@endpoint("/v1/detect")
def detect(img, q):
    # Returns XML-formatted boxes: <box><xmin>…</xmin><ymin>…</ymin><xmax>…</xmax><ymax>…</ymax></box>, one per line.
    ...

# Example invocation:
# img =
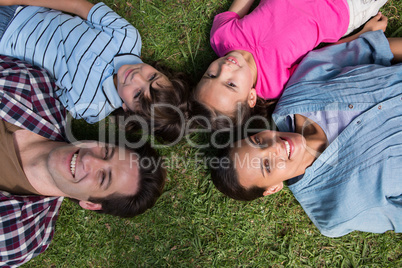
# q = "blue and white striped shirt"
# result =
<box><xmin>0</xmin><ymin>2</ymin><xmax>142</xmax><ymax>123</ymax></box>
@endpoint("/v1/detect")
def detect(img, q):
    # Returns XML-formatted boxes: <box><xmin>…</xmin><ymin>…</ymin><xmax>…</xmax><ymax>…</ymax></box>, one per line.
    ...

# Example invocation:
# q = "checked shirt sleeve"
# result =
<box><xmin>0</xmin><ymin>55</ymin><xmax>67</xmax><ymax>141</ymax></box>
<box><xmin>0</xmin><ymin>55</ymin><xmax>66</xmax><ymax>266</ymax></box>
<box><xmin>0</xmin><ymin>192</ymin><xmax>63</xmax><ymax>267</ymax></box>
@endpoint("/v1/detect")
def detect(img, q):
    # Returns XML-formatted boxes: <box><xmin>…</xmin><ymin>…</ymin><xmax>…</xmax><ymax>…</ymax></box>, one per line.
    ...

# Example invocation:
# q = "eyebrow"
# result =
<box><xmin>149</xmin><ymin>76</ymin><xmax>165</xmax><ymax>93</ymax></box>
<box><xmin>247</xmin><ymin>136</ymin><xmax>256</xmax><ymax>145</ymax></box>
<box><xmin>201</xmin><ymin>74</ymin><xmax>237</xmax><ymax>92</ymax></box>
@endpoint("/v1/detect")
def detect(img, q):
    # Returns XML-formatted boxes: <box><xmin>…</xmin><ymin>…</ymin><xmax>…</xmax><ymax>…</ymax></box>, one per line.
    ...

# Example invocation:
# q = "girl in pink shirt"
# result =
<box><xmin>191</xmin><ymin>0</ymin><xmax>388</xmax><ymax>129</ymax></box>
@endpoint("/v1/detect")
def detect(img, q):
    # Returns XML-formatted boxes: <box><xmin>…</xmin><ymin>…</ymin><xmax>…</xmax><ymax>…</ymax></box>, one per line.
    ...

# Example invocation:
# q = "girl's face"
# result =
<box><xmin>232</xmin><ymin>130</ymin><xmax>312</xmax><ymax>196</ymax></box>
<box><xmin>196</xmin><ymin>51</ymin><xmax>257</xmax><ymax>116</ymax></box>
<box><xmin>115</xmin><ymin>63</ymin><xmax>171</xmax><ymax>112</ymax></box>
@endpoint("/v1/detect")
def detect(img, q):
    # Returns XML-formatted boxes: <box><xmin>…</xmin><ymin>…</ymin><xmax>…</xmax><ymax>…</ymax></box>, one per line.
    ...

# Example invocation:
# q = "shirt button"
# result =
<box><xmin>348</xmin><ymin>104</ymin><xmax>353</xmax><ymax>109</ymax></box>
<box><xmin>356</xmin><ymin>121</ymin><xmax>361</xmax><ymax>124</ymax></box>
<box><xmin>378</xmin><ymin>105</ymin><xmax>382</xmax><ymax>110</ymax></box>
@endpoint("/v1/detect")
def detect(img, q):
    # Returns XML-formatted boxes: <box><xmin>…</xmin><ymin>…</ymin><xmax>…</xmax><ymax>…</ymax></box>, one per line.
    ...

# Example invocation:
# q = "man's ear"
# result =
<box><xmin>262</xmin><ymin>182</ymin><xmax>283</xmax><ymax>196</ymax></box>
<box><xmin>248</xmin><ymin>88</ymin><xmax>257</xmax><ymax>108</ymax></box>
<box><xmin>79</xmin><ymin>201</ymin><xmax>103</xmax><ymax>211</ymax></box>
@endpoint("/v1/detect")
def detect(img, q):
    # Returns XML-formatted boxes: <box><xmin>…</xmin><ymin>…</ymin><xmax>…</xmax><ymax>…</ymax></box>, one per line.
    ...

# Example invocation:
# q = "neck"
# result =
<box><xmin>294</xmin><ymin>114</ymin><xmax>328</xmax><ymax>168</ymax></box>
<box><xmin>13</xmin><ymin>129</ymin><xmax>65</xmax><ymax>196</ymax></box>
<box><xmin>233</xmin><ymin>50</ymin><xmax>258</xmax><ymax>86</ymax></box>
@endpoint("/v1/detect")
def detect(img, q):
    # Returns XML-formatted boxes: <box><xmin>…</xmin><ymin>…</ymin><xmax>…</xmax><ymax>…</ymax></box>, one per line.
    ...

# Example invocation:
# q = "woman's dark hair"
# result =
<box><xmin>210</xmin><ymin>146</ymin><xmax>266</xmax><ymax>201</ymax></box>
<box><xmin>125</xmin><ymin>62</ymin><xmax>190</xmax><ymax>143</ymax></box>
<box><xmin>88</xmin><ymin>142</ymin><xmax>166</xmax><ymax>218</ymax></box>
<box><xmin>189</xmin><ymin>87</ymin><xmax>277</xmax><ymax>130</ymax></box>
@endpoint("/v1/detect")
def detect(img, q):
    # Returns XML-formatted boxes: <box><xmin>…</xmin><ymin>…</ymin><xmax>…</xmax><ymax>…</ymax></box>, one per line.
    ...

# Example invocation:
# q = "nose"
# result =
<box><xmin>263</xmin><ymin>136</ymin><xmax>284</xmax><ymax>158</ymax></box>
<box><xmin>220</xmin><ymin>62</ymin><xmax>232</xmax><ymax>72</ymax></box>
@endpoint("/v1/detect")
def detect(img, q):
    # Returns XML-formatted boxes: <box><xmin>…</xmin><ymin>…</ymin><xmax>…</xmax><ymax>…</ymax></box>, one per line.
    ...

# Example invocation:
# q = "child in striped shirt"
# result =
<box><xmin>0</xmin><ymin>0</ymin><xmax>188</xmax><ymax>142</ymax></box>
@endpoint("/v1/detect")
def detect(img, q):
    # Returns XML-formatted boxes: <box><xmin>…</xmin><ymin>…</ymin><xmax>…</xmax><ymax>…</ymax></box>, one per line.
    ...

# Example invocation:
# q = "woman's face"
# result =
<box><xmin>196</xmin><ymin>51</ymin><xmax>257</xmax><ymax>116</ymax></box>
<box><xmin>232</xmin><ymin>130</ymin><xmax>311</xmax><ymax>195</ymax></box>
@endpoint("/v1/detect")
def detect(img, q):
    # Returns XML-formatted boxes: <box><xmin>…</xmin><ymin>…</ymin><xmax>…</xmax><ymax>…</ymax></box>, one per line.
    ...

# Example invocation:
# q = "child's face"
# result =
<box><xmin>232</xmin><ymin>130</ymin><xmax>309</xmax><ymax>196</ymax></box>
<box><xmin>115</xmin><ymin>63</ymin><xmax>172</xmax><ymax>112</ymax></box>
<box><xmin>196</xmin><ymin>51</ymin><xmax>257</xmax><ymax>116</ymax></box>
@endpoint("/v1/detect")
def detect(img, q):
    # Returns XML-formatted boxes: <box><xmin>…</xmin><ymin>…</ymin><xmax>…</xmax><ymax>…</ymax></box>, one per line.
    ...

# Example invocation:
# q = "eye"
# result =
<box><xmin>103</xmin><ymin>146</ymin><xmax>109</xmax><ymax>160</ymax></box>
<box><xmin>228</xmin><ymin>82</ymin><xmax>236</xmax><ymax>87</ymax></box>
<box><xmin>99</xmin><ymin>170</ymin><xmax>106</xmax><ymax>187</ymax></box>
<box><xmin>263</xmin><ymin>158</ymin><xmax>271</xmax><ymax>173</ymax></box>
<box><xmin>207</xmin><ymin>73</ymin><xmax>216</xmax><ymax>78</ymax></box>
<box><xmin>148</xmin><ymin>73</ymin><xmax>157</xmax><ymax>81</ymax></box>
<box><xmin>134</xmin><ymin>89</ymin><xmax>142</xmax><ymax>99</ymax></box>
<box><xmin>254</xmin><ymin>137</ymin><xmax>261</xmax><ymax>145</ymax></box>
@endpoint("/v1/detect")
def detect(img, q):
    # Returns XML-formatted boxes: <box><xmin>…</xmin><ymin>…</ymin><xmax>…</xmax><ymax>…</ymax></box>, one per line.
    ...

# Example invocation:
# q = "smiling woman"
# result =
<box><xmin>233</xmin><ymin>128</ymin><xmax>316</xmax><ymax>197</ymax></box>
<box><xmin>210</xmin><ymin>30</ymin><xmax>402</xmax><ymax>237</ymax></box>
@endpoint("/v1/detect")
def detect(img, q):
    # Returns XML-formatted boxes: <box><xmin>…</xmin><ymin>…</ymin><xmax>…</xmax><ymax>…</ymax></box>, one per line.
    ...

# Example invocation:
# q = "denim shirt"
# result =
<box><xmin>273</xmin><ymin>31</ymin><xmax>402</xmax><ymax>237</ymax></box>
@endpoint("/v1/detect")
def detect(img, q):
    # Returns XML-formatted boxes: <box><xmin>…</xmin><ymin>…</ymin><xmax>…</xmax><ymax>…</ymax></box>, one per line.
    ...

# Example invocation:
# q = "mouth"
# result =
<box><xmin>70</xmin><ymin>151</ymin><xmax>78</xmax><ymax>178</ymax></box>
<box><xmin>226</xmin><ymin>56</ymin><xmax>239</xmax><ymax>66</ymax></box>
<box><xmin>123</xmin><ymin>68</ymin><xmax>137</xmax><ymax>84</ymax></box>
<box><xmin>281</xmin><ymin>138</ymin><xmax>292</xmax><ymax>159</ymax></box>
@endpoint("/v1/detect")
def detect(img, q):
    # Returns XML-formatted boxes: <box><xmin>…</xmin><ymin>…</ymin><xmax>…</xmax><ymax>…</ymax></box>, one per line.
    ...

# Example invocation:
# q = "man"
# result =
<box><xmin>0</xmin><ymin>55</ymin><xmax>166</xmax><ymax>266</ymax></box>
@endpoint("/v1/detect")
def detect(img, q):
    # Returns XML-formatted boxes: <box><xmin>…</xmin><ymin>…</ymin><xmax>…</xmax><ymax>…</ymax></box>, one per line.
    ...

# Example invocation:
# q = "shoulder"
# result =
<box><xmin>211</xmin><ymin>11</ymin><xmax>240</xmax><ymax>33</ymax></box>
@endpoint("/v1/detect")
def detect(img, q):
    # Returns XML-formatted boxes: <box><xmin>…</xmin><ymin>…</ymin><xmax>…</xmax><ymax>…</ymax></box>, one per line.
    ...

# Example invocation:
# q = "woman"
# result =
<box><xmin>210</xmin><ymin>30</ymin><xmax>402</xmax><ymax>237</ymax></box>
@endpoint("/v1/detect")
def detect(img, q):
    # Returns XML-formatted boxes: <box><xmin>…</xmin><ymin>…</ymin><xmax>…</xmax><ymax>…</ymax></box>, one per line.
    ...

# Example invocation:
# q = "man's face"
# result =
<box><xmin>232</xmin><ymin>130</ymin><xmax>309</xmax><ymax>194</ymax></box>
<box><xmin>47</xmin><ymin>141</ymin><xmax>140</xmax><ymax>202</ymax></box>
<box><xmin>196</xmin><ymin>51</ymin><xmax>256</xmax><ymax>116</ymax></box>
<box><xmin>115</xmin><ymin>63</ymin><xmax>172</xmax><ymax>112</ymax></box>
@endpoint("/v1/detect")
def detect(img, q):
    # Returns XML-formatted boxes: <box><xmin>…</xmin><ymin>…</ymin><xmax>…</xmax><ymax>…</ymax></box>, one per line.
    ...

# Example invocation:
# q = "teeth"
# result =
<box><xmin>228</xmin><ymin>59</ymin><xmax>236</xmax><ymax>64</ymax></box>
<box><xmin>284</xmin><ymin>140</ymin><xmax>290</xmax><ymax>158</ymax></box>
<box><xmin>70</xmin><ymin>153</ymin><xmax>77</xmax><ymax>177</ymax></box>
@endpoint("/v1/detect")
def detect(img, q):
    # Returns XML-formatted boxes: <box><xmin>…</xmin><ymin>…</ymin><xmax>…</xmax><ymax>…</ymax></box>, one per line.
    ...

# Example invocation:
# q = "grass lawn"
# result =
<box><xmin>25</xmin><ymin>0</ymin><xmax>402</xmax><ymax>267</ymax></box>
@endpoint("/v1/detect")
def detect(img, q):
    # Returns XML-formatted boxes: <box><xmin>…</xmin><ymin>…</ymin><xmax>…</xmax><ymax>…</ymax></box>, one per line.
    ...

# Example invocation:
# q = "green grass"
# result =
<box><xmin>24</xmin><ymin>0</ymin><xmax>402</xmax><ymax>267</ymax></box>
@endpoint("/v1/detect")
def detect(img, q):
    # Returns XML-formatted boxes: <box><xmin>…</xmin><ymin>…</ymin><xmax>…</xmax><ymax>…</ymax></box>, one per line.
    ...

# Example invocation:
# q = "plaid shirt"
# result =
<box><xmin>0</xmin><ymin>55</ymin><xmax>65</xmax><ymax>267</ymax></box>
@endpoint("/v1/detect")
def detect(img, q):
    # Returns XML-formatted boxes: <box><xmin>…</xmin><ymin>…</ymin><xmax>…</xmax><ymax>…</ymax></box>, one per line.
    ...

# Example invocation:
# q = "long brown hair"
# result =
<box><xmin>189</xmin><ymin>89</ymin><xmax>277</xmax><ymax>130</ymax></box>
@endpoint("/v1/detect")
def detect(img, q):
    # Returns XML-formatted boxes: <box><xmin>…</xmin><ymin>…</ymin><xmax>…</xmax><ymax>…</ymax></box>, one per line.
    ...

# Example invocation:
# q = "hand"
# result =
<box><xmin>0</xmin><ymin>0</ymin><xmax>94</xmax><ymax>19</ymax></box>
<box><xmin>363</xmin><ymin>12</ymin><xmax>388</xmax><ymax>33</ymax></box>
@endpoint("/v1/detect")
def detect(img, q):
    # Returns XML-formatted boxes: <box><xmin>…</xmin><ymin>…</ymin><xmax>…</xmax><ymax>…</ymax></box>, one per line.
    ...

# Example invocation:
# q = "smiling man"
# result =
<box><xmin>0</xmin><ymin>55</ymin><xmax>166</xmax><ymax>266</ymax></box>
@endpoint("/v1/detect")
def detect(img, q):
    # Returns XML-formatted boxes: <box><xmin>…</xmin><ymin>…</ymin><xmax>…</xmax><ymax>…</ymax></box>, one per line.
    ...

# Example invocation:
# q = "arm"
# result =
<box><xmin>337</xmin><ymin>13</ymin><xmax>402</xmax><ymax>63</ymax></box>
<box><xmin>228</xmin><ymin>0</ymin><xmax>255</xmax><ymax>18</ymax></box>
<box><xmin>0</xmin><ymin>0</ymin><xmax>93</xmax><ymax>19</ymax></box>
<box><xmin>336</xmin><ymin>12</ymin><xmax>388</xmax><ymax>45</ymax></box>
<box><xmin>388</xmin><ymin>38</ymin><xmax>402</xmax><ymax>63</ymax></box>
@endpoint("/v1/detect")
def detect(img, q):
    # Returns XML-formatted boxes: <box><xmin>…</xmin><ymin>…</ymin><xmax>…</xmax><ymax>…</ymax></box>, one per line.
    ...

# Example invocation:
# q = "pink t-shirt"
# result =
<box><xmin>210</xmin><ymin>0</ymin><xmax>349</xmax><ymax>99</ymax></box>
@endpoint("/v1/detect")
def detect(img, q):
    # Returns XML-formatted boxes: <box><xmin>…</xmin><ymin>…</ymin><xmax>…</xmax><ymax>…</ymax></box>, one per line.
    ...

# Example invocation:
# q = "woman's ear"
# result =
<box><xmin>248</xmin><ymin>88</ymin><xmax>257</xmax><ymax>108</ymax></box>
<box><xmin>262</xmin><ymin>182</ymin><xmax>283</xmax><ymax>196</ymax></box>
<box><xmin>79</xmin><ymin>201</ymin><xmax>103</xmax><ymax>211</ymax></box>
